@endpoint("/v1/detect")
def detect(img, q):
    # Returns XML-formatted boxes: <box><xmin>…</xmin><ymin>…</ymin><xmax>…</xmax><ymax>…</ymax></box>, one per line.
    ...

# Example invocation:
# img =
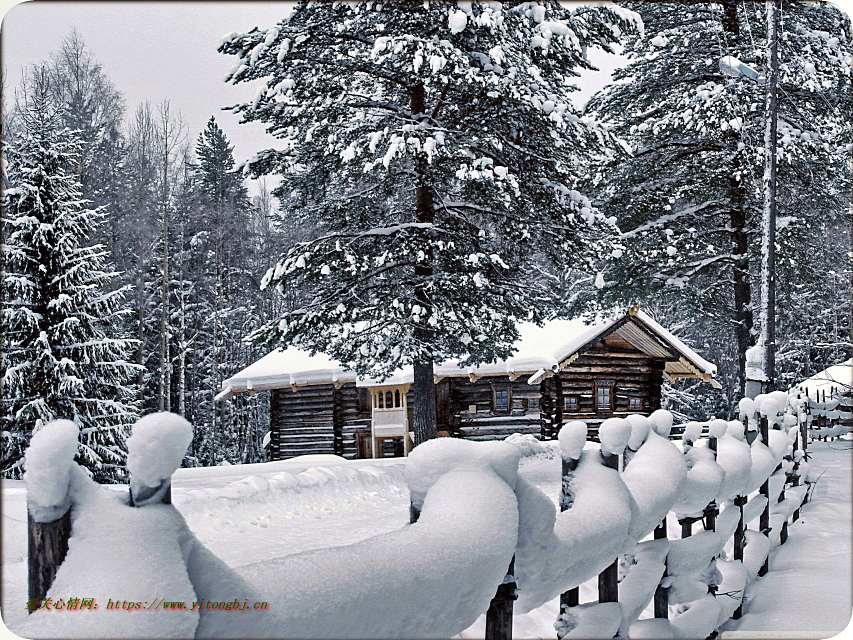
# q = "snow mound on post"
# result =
<box><xmin>127</xmin><ymin>412</ymin><xmax>193</xmax><ymax>488</ymax></box>
<box><xmin>672</xmin><ymin>448</ymin><xmax>724</xmax><ymax>517</ymax></box>
<box><xmin>599</xmin><ymin>417</ymin><xmax>631</xmax><ymax>456</ymax></box>
<box><xmin>745</xmin><ymin>439</ymin><xmax>775</xmax><ymax>495</ymax></box>
<box><xmin>738</xmin><ymin>397</ymin><xmax>756</xmax><ymax>420</ymax></box>
<box><xmin>649</xmin><ymin>409</ymin><xmax>674</xmax><ymax>438</ymax></box>
<box><xmin>513</xmin><ymin>450</ymin><xmax>636</xmax><ymax>613</ymax></box>
<box><xmin>622</xmin><ymin>432</ymin><xmax>687</xmax><ymax>541</ymax></box>
<box><xmin>681</xmin><ymin>421</ymin><xmax>703</xmax><ymax>444</ymax></box>
<box><xmin>559</xmin><ymin>420</ymin><xmax>588</xmax><ymax>460</ymax></box>
<box><xmin>24</xmin><ymin>419</ymin><xmax>79</xmax><ymax>522</ymax></box>
<box><xmin>626</xmin><ymin>414</ymin><xmax>652</xmax><ymax>450</ymax></box>
<box><xmin>727</xmin><ymin>420</ymin><xmax>745</xmax><ymax>441</ymax></box>
<box><xmin>714</xmin><ymin>435</ymin><xmax>752</xmax><ymax>501</ymax></box>
<box><xmin>237</xmin><ymin>466</ymin><xmax>518</xmax><ymax>639</ymax></box>
<box><xmin>505</xmin><ymin>432</ymin><xmax>547</xmax><ymax>457</ymax></box>
<box><xmin>767</xmin><ymin>429</ymin><xmax>792</xmax><ymax>466</ymax></box>
<box><xmin>405</xmin><ymin>438</ymin><xmax>520</xmax><ymax>510</ymax></box>
<box><xmin>708</xmin><ymin>419</ymin><xmax>728</xmax><ymax>439</ymax></box>
<box><xmin>19</xmin><ymin>471</ymin><xmax>199</xmax><ymax>639</ymax></box>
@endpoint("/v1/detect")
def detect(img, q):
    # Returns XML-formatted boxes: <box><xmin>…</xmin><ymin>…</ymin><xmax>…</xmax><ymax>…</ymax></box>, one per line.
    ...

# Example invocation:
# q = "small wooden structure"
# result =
<box><xmin>216</xmin><ymin>307</ymin><xmax>720</xmax><ymax>460</ymax></box>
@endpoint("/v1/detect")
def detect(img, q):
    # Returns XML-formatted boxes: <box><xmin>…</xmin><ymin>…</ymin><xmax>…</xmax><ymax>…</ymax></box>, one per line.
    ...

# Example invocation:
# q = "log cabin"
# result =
<box><xmin>215</xmin><ymin>306</ymin><xmax>720</xmax><ymax>460</ymax></box>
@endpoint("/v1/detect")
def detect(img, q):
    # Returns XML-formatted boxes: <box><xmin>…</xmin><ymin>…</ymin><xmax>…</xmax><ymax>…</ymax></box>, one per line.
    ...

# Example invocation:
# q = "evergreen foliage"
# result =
<box><xmin>218</xmin><ymin>2</ymin><xmax>639</xmax><ymax>440</ymax></box>
<box><xmin>581</xmin><ymin>1</ymin><xmax>852</xmax><ymax>400</ymax></box>
<box><xmin>1</xmin><ymin>93</ymin><xmax>140</xmax><ymax>480</ymax></box>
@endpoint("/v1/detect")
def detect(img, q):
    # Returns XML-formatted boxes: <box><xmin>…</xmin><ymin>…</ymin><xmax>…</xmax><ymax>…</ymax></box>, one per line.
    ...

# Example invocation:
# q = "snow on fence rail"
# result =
<box><xmin>20</xmin><ymin>386</ymin><xmax>836</xmax><ymax>639</ymax></box>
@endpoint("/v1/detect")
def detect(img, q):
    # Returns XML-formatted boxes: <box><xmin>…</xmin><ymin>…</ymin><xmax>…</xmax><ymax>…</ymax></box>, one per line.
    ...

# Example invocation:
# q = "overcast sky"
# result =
<box><xmin>1</xmin><ymin>1</ymin><xmax>675</xmax><ymax>196</ymax></box>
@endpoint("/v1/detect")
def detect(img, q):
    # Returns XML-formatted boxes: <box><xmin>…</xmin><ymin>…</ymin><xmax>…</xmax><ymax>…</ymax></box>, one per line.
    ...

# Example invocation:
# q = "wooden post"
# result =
<box><xmin>597</xmin><ymin>452</ymin><xmax>620</xmax><ymax>604</ymax></box>
<box><xmin>653</xmin><ymin>520</ymin><xmax>668</xmax><ymax>619</ymax></box>
<box><xmin>559</xmin><ymin>456</ymin><xmax>580</xmax><ymax>611</ymax></box>
<box><xmin>759</xmin><ymin>416</ymin><xmax>770</xmax><ymax>577</ymax></box>
<box><xmin>732</xmin><ymin>494</ymin><xmax>747</xmax><ymax>619</ymax></box>
<box><xmin>680</xmin><ymin>518</ymin><xmax>692</xmax><ymax>539</ymax></box>
<box><xmin>485</xmin><ymin>558</ymin><xmax>517</xmax><ymax>640</ymax></box>
<box><xmin>28</xmin><ymin>510</ymin><xmax>72</xmax><ymax>613</ymax></box>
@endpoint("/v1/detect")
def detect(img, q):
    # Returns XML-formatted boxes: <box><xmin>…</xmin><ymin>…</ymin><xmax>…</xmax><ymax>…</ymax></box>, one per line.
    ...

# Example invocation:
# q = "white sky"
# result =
<box><xmin>16</xmin><ymin>0</ymin><xmax>848</xmax><ymax>196</ymax></box>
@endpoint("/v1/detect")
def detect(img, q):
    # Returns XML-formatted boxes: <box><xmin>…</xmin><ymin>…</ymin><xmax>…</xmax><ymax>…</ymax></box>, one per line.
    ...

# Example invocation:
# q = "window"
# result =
<box><xmin>493</xmin><ymin>388</ymin><xmax>510</xmax><ymax>412</ymax></box>
<box><xmin>528</xmin><ymin>397</ymin><xmax>540</xmax><ymax>411</ymax></box>
<box><xmin>564</xmin><ymin>396</ymin><xmax>578</xmax><ymax>411</ymax></box>
<box><xmin>629</xmin><ymin>398</ymin><xmax>643</xmax><ymax>411</ymax></box>
<box><xmin>595</xmin><ymin>381</ymin><xmax>614</xmax><ymax>411</ymax></box>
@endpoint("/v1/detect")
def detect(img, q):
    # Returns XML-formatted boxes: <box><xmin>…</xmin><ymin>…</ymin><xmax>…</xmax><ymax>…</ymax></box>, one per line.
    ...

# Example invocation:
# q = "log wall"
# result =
<box><xmin>269</xmin><ymin>334</ymin><xmax>671</xmax><ymax>459</ymax></box>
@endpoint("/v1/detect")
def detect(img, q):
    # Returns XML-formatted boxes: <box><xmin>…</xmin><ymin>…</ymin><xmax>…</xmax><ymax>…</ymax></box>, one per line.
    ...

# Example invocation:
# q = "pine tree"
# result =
<box><xmin>1</xmin><ymin>91</ymin><xmax>140</xmax><ymax>481</ymax></box>
<box><xmin>219</xmin><ymin>1</ymin><xmax>638</xmax><ymax>443</ymax></box>
<box><xmin>581</xmin><ymin>1</ymin><xmax>852</xmax><ymax>396</ymax></box>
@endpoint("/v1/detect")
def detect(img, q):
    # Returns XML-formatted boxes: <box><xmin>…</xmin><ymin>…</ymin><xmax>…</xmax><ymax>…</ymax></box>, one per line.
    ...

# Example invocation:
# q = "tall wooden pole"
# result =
<box><xmin>759</xmin><ymin>0</ymin><xmax>780</xmax><ymax>393</ymax></box>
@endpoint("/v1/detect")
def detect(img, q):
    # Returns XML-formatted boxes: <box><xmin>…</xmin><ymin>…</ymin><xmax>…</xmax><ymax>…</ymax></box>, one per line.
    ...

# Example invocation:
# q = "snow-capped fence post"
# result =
<box><xmin>558</xmin><ymin>421</ymin><xmax>587</xmax><ymax>612</ymax></box>
<box><xmin>24</xmin><ymin>420</ymin><xmax>80</xmax><ymax>613</ymax></box>
<box><xmin>597</xmin><ymin>419</ymin><xmax>631</xmax><ymax>605</ymax></box>
<box><xmin>126</xmin><ymin>413</ymin><xmax>193</xmax><ymax>507</ymax></box>
<box><xmin>758</xmin><ymin>415</ymin><xmax>771</xmax><ymax>577</ymax></box>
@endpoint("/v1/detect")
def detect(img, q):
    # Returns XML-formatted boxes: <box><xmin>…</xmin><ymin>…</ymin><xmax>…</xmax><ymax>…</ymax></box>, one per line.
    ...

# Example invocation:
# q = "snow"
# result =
<box><xmin>649</xmin><ymin>409</ymin><xmax>674</xmax><ymax>438</ymax></box>
<box><xmin>18</xmin><ymin>468</ymin><xmax>199</xmax><ymax>639</ymax></box>
<box><xmin>598</xmin><ymin>418</ymin><xmax>631</xmax><ymax>456</ymax></box>
<box><xmin>667</xmin><ymin>530</ymin><xmax>721</xmax><ymax>577</ymax></box>
<box><xmin>127</xmin><ymin>413</ymin><xmax>193</xmax><ymax>504</ymax></box>
<box><xmin>24</xmin><ymin>419</ymin><xmax>79</xmax><ymax>523</ymax></box>
<box><xmin>792</xmin><ymin>358</ymin><xmax>852</xmax><ymax>397</ymax></box>
<box><xmin>672</xmin><ymin>447</ymin><xmax>724</xmax><ymax>517</ymax></box>
<box><xmin>738</xmin><ymin>397</ymin><xmax>756</xmax><ymax>420</ymax></box>
<box><xmin>617</xmin><ymin>543</ymin><xmax>666</xmax><ymax>635</ymax></box>
<box><xmin>513</xmin><ymin>449</ymin><xmax>635</xmax><ymax>613</ymax></box>
<box><xmin>556</xmin><ymin>601</ymin><xmax>621</xmax><ymax>639</ymax></box>
<box><xmin>505</xmin><ymin>432</ymin><xmax>548</xmax><ymax>457</ymax></box>
<box><xmin>715</xmin><ymin>435</ymin><xmax>752</xmax><ymax>500</ymax></box>
<box><xmin>404</xmin><ymin>438</ymin><xmax>520</xmax><ymax>511</ymax></box>
<box><xmin>745</xmin><ymin>439</ymin><xmax>775</xmax><ymax>495</ymax></box>
<box><xmin>218</xmin><ymin>309</ymin><xmax>718</xmax><ymax>397</ymax></box>
<box><xmin>742</xmin><ymin>530</ymin><xmax>772</xmax><ymax>581</ymax></box>
<box><xmin>625</xmin><ymin>414</ymin><xmax>652</xmax><ymax>451</ymax></box>
<box><xmin>671</xmin><ymin>593</ymin><xmax>721</xmax><ymax>640</ymax></box>
<box><xmin>448</xmin><ymin>9</ymin><xmax>467</xmax><ymax>34</ymax></box>
<box><xmin>558</xmin><ymin>421</ymin><xmax>588</xmax><ymax>461</ymax></box>
<box><xmin>237</xmin><ymin>466</ymin><xmax>519</xmax><ymax>638</ymax></box>
<box><xmin>622</xmin><ymin>432</ymin><xmax>686</xmax><ymax>541</ymax></box>
<box><xmin>4</xmin><ymin>432</ymin><xmax>849</xmax><ymax>639</ymax></box>
<box><xmin>681</xmin><ymin>421</ymin><xmax>702</xmax><ymax>444</ymax></box>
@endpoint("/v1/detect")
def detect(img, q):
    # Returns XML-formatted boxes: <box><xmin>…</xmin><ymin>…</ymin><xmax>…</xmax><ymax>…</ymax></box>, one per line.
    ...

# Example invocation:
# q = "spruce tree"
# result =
<box><xmin>219</xmin><ymin>1</ymin><xmax>637</xmax><ymax>443</ymax></box>
<box><xmin>581</xmin><ymin>1</ymin><xmax>852</xmax><ymax>396</ymax></box>
<box><xmin>1</xmin><ymin>92</ymin><xmax>140</xmax><ymax>481</ymax></box>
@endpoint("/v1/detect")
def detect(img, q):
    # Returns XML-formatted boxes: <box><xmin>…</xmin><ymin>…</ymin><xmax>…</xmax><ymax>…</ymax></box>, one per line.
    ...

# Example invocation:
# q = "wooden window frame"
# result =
<box><xmin>595</xmin><ymin>380</ymin><xmax>615</xmax><ymax>412</ymax></box>
<box><xmin>564</xmin><ymin>396</ymin><xmax>579</xmax><ymax>412</ymax></box>
<box><xmin>629</xmin><ymin>397</ymin><xmax>643</xmax><ymax>411</ymax></box>
<box><xmin>492</xmin><ymin>385</ymin><xmax>511</xmax><ymax>414</ymax></box>
<box><xmin>526</xmin><ymin>396</ymin><xmax>540</xmax><ymax>412</ymax></box>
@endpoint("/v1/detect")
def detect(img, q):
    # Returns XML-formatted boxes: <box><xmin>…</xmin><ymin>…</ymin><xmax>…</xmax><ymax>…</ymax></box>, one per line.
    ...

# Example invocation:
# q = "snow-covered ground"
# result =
<box><xmin>2</xmin><ymin>440</ymin><xmax>850</xmax><ymax>638</ymax></box>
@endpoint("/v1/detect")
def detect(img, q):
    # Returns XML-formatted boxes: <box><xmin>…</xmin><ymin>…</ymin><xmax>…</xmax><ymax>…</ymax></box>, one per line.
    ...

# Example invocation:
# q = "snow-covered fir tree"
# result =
<box><xmin>581</xmin><ymin>1</ymin><xmax>852</xmax><ymax>398</ymax></box>
<box><xmin>1</xmin><ymin>91</ymin><xmax>140</xmax><ymax>481</ymax></box>
<box><xmin>219</xmin><ymin>1</ymin><xmax>639</xmax><ymax>442</ymax></box>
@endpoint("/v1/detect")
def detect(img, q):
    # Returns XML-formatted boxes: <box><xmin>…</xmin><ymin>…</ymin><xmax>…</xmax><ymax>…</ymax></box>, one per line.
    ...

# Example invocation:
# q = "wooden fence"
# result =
<box><xmin>26</xmin><ymin>398</ymin><xmax>844</xmax><ymax>638</ymax></box>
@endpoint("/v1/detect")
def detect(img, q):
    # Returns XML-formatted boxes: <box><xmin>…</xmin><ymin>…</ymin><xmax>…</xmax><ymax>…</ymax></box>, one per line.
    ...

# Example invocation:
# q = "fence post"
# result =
<box><xmin>759</xmin><ymin>416</ymin><xmax>770</xmax><ymax>577</ymax></box>
<box><xmin>598</xmin><ymin>451</ymin><xmax>620</xmax><ymax>604</ymax></box>
<box><xmin>24</xmin><ymin>420</ymin><xmax>81</xmax><ymax>613</ymax></box>
<box><xmin>732</xmin><ymin>494</ymin><xmax>747</xmax><ymax>619</ymax></box>
<box><xmin>654</xmin><ymin>519</ymin><xmax>668</xmax><ymax>619</ymax></box>
<box><xmin>559</xmin><ymin>455</ymin><xmax>581</xmax><ymax>610</ymax></box>
<box><xmin>127</xmin><ymin>412</ymin><xmax>192</xmax><ymax>508</ymax></box>
<box><xmin>28</xmin><ymin>511</ymin><xmax>72</xmax><ymax>613</ymax></box>
<box><xmin>558</xmin><ymin>421</ymin><xmax>587</xmax><ymax>615</ymax></box>
<box><xmin>485</xmin><ymin>558</ymin><xmax>517</xmax><ymax>640</ymax></box>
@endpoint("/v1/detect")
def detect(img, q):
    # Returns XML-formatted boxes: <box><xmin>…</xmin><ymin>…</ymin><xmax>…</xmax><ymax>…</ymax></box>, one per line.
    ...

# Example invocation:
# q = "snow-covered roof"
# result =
<box><xmin>792</xmin><ymin>358</ymin><xmax>853</xmax><ymax>398</ymax></box>
<box><xmin>216</xmin><ymin>307</ymin><xmax>718</xmax><ymax>400</ymax></box>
